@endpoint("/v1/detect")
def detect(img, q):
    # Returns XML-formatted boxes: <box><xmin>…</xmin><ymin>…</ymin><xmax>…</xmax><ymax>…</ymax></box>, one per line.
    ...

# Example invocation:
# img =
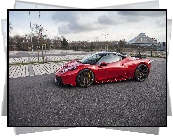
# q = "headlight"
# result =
<box><xmin>61</xmin><ymin>66</ymin><xmax>77</xmax><ymax>74</ymax></box>
<box><xmin>61</xmin><ymin>68</ymin><xmax>69</xmax><ymax>74</ymax></box>
<box><xmin>68</xmin><ymin>66</ymin><xmax>77</xmax><ymax>71</ymax></box>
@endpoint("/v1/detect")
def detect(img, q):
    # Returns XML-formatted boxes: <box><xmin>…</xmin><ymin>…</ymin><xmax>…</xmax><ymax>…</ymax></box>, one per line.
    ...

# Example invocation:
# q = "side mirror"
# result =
<box><xmin>100</xmin><ymin>62</ymin><xmax>107</xmax><ymax>67</ymax></box>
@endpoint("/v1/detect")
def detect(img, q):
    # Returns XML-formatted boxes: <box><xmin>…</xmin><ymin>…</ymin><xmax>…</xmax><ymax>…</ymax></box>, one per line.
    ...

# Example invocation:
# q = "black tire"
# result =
<box><xmin>76</xmin><ymin>68</ymin><xmax>94</xmax><ymax>88</ymax></box>
<box><xmin>134</xmin><ymin>64</ymin><xmax>149</xmax><ymax>82</ymax></box>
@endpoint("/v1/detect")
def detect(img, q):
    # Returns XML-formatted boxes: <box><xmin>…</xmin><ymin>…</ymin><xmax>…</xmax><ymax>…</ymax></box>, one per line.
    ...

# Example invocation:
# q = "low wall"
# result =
<box><xmin>9</xmin><ymin>51</ymin><xmax>19</xmax><ymax>55</ymax></box>
<box><xmin>27</xmin><ymin>50</ymin><xmax>83</xmax><ymax>54</ymax></box>
<box><xmin>124</xmin><ymin>51</ymin><xmax>166</xmax><ymax>57</ymax></box>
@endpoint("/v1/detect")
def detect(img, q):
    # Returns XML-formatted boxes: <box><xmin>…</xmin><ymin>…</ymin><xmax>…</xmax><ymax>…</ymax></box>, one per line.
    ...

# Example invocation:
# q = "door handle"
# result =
<box><xmin>122</xmin><ymin>64</ymin><xmax>127</xmax><ymax>67</ymax></box>
<box><xmin>98</xmin><ymin>69</ymin><xmax>106</xmax><ymax>71</ymax></box>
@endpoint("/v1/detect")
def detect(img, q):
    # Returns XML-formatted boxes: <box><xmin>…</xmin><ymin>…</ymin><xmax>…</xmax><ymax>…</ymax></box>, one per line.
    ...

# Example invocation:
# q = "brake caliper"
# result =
<box><xmin>88</xmin><ymin>72</ymin><xmax>91</xmax><ymax>81</ymax></box>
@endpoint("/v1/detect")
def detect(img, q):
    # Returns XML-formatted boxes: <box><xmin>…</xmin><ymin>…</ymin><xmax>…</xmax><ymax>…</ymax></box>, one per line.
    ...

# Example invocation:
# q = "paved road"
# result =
<box><xmin>9</xmin><ymin>51</ymin><xmax>92</xmax><ymax>58</ymax></box>
<box><xmin>9</xmin><ymin>58</ymin><xmax>166</xmax><ymax>126</ymax></box>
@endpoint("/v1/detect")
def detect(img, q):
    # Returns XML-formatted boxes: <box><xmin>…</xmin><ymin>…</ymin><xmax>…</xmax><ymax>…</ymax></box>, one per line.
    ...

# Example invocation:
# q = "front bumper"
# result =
<box><xmin>55</xmin><ymin>76</ymin><xmax>63</xmax><ymax>85</ymax></box>
<box><xmin>55</xmin><ymin>77</ymin><xmax>59</xmax><ymax>85</ymax></box>
<box><xmin>55</xmin><ymin>74</ymin><xmax>77</xmax><ymax>86</ymax></box>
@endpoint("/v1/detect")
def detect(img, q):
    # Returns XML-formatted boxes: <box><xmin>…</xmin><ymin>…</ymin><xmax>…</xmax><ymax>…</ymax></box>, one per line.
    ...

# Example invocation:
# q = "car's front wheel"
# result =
<box><xmin>134</xmin><ymin>64</ymin><xmax>149</xmax><ymax>82</ymax></box>
<box><xmin>76</xmin><ymin>68</ymin><xmax>94</xmax><ymax>87</ymax></box>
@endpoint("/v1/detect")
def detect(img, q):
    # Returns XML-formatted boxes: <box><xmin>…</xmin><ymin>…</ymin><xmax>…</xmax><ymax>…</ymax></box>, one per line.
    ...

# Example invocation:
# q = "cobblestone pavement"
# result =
<box><xmin>32</xmin><ymin>62</ymin><xmax>65</xmax><ymax>75</ymax></box>
<box><xmin>9</xmin><ymin>55</ymin><xmax>90</xmax><ymax>78</ymax></box>
<box><xmin>9</xmin><ymin>57</ymin><xmax>28</xmax><ymax>64</ymax></box>
<box><xmin>9</xmin><ymin>65</ymin><xmax>30</xmax><ymax>78</ymax></box>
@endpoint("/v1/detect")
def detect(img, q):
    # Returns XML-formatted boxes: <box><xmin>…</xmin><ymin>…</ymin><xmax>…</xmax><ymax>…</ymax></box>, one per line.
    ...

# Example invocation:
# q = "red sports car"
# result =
<box><xmin>55</xmin><ymin>52</ymin><xmax>152</xmax><ymax>87</ymax></box>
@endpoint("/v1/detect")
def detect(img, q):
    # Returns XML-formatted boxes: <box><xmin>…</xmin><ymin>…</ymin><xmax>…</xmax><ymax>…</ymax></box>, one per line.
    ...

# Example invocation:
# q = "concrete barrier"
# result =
<box><xmin>9</xmin><ymin>51</ymin><xmax>19</xmax><ymax>55</ymax></box>
<box><xmin>27</xmin><ymin>50</ymin><xmax>95</xmax><ymax>55</ymax></box>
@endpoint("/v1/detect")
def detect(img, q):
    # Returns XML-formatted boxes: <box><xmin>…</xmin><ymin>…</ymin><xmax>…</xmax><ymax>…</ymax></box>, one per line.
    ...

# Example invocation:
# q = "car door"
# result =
<box><xmin>111</xmin><ymin>56</ymin><xmax>136</xmax><ymax>79</ymax></box>
<box><xmin>95</xmin><ymin>54</ymin><xmax>123</xmax><ymax>81</ymax></box>
<box><xmin>104</xmin><ymin>54</ymin><xmax>124</xmax><ymax>79</ymax></box>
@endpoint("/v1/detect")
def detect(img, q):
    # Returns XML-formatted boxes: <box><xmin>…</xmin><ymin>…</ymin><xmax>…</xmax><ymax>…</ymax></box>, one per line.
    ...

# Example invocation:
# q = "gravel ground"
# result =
<box><xmin>9</xmin><ymin>58</ymin><xmax>166</xmax><ymax>126</ymax></box>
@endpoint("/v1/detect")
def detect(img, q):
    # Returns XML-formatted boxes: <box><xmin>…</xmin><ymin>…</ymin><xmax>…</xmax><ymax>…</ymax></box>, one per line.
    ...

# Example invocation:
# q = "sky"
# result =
<box><xmin>9</xmin><ymin>10</ymin><xmax>166</xmax><ymax>42</ymax></box>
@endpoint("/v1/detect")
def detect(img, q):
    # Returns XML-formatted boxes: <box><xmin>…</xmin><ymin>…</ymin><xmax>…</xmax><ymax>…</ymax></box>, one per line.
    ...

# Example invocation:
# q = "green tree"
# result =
<box><xmin>118</xmin><ymin>39</ymin><xmax>126</xmax><ymax>47</ymax></box>
<box><xmin>61</xmin><ymin>38</ymin><xmax>68</xmax><ymax>49</ymax></box>
<box><xmin>116</xmin><ymin>47</ymin><xmax>122</xmax><ymax>53</ymax></box>
<box><xmin>90</xmin><ymin>43</ymin><xmax>94</xmax><ymax>52</ymax></box>
<box><xmin>117</xmin><ymin>39</ymin><xmax>126</xmax><ymax>52</ymax></box>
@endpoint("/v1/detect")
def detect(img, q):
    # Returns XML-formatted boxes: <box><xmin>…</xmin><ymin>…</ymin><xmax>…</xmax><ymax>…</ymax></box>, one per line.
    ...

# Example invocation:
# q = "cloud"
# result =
<box><xmin>97</xmin><ymin>15</ymin><xmax>115</xmax><ymax>25</ymax></box>
<box><xmin>121</xmin><ymin>16</ymin><xmax>144</xmax><ymax>23</ymax></box>
<box><xmin>97</xmin><ymin>13</ymin><xmax>144</xmax><ymax>25</ymax></box>
<box><xmin>10</xmin><ymin>28</ymin><xmax>28</xmax><ymax>37</ymax></box>
<box><xmin>53</xmin><ymin>11</ymin><xmax>102</xmax><ymax>34</ymax></box>
<box><xmin>58</xmin><ymin>20</ymin><xmax>103</xmax><ymax>34</ymax></box>
<box><xmin>155</xmin><ymin>18</ymin><xmax>166</xmax><ymax>27</ymax></box>
<box><xmin>58</xmin><ymin>25</ymin><xmax>71</xmax><ymax>35</ymax></box>
<box><xmin>58</xmin><ymin>21</ymin><xmax>90</xmax><ymax>35</ymax></box>
<box><xmin>54</xmin><ymin>11</ymin><xmax>167</xmax><ymax>35</ymax></box>
<box><xmin>67</xmin><ymin>21</ymin><xmax>85</xmax><ymax>31</ymax></box>
<box><xmin>117</xmin><ymin>11</ymin><xmax>166</xmax><ymax>17</ymax></box>
<box><xmin>115</xmin><ymin>11</ymin><xmax>166</xmax><ymax>23</ymax></box>
<box><xmin>52</xmin><ymin>11</ymin><xmax>79</xmax><ymax>22</ymax></box>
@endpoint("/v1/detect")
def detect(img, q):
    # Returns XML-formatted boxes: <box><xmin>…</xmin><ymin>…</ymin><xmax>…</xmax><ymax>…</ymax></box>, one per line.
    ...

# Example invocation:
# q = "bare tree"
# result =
<box><xmin>9</xmin><ymin>22</ymin><xmax>13</xmax><ymax>33</ymax></box>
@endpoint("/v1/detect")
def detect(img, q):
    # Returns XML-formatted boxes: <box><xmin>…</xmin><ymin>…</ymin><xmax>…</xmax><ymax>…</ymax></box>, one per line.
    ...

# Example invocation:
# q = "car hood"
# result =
<box><xmin>62</xmin><ymin>60</ymin><xmax>82</xmax><ymax>68</ymax></box>
<box><xmin>57</xmin><ymin>60</ymin><xmax>82</xmax><ymax>72</ymax></box>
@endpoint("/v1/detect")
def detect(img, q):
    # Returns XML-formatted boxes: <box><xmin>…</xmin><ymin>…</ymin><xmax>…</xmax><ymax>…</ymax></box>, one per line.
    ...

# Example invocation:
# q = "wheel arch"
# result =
<box><xmin>134</xmin><ymin>62</ymin><xmax>149</xmax><ymax>81</ymax></box>
<box><xmin>75</xmin><ymin>67</ymin><xmax>96</xmax><ymax>87</ymax></box>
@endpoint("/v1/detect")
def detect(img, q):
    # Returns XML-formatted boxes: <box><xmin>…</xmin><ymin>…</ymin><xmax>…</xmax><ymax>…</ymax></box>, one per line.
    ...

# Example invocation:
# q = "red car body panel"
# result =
<box><xmin>55</xmin><ymin>55</ymin><xmax>151</xmax><ymax>87</ymax></box>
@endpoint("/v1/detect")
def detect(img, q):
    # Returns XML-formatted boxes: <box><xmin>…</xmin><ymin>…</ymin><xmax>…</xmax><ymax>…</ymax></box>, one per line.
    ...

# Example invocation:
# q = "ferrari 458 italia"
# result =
<box><xmin>55</xmin><ymin>52</ymin><xmax>151</xmax><ymax>87</ymax></box>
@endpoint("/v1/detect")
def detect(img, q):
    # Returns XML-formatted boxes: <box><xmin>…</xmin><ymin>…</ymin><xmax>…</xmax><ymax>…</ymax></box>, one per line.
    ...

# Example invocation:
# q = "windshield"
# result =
<box><xmin>81</xmin><ymin>53</ymin><xmax>103</xmax><ymax>64</ymax></box>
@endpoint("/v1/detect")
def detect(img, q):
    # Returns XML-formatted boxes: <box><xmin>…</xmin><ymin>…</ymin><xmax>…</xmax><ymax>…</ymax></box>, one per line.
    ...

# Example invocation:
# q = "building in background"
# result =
<box><xmin>157</xmin><ymin>42</ymin><xmax>166</xmax><ymax>51</ymax></box>
<box><xmin>127</xmin><ymin>33</ymin><xmax>166</xmax><ymax>51</ymax></box>
<box><xmin>127</xmin><ymin>33</ymin><xmax>158</xmax><ymax>46</ymax></box>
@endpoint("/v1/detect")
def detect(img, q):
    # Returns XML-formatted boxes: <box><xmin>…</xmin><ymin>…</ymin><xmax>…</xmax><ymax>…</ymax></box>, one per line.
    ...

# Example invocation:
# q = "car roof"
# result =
<box><xmin>96</xmin><ymin>51</ymin><xmax>126</xmax><ymax>57</ymax></box>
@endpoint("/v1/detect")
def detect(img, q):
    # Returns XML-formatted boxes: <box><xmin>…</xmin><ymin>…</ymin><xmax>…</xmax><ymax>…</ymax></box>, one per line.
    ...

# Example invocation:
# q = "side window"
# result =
<box><xmin>97</xmin><ymin>54</ymin><xmax>110</xmax><ymax>64</ymax></box>
<box><xmin>97</xmin><ymin>54</ymin><xmax>122</xmax><ymax>64</ymax></box>
<box><xmin>113</xmin><ymin>55</ymin><xmax>122</xmax><ymax>62</ymax></box>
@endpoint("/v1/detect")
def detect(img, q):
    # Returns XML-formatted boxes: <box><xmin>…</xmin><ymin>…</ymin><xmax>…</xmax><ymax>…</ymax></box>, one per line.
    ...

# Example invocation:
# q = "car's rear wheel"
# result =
<box><xmin>76</xmin><ymin>68</ymin><xmax>94</xmax><ymax>87</ymax></box>
<box><xmin>134</xmin><ymin>64</ymin><xmax>149</xmax><ymax>82</ymax></box>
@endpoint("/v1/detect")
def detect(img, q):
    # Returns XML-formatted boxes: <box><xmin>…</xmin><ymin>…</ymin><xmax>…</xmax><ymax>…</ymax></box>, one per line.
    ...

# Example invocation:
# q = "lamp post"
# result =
<box><xmin>42</xmin><ymin>43</ymin><xmax>44</xmax><ymax>63</ymax></box>
<box><xmin>101</xmin><ymin>33</ymin><xmax>109</xmax><ymax>52</ymax></box>
<box><xmin>31</xmin><ymin>35</ymin><xmax>33</xmax><ymax>54</ymax></box>
<box><xmin>44</xmin><ymin>44</ymin><xmax>46</xmax><ymax>56</ymax></box>
<box><xmin>41</xmin><ymin>44</ymin><xmax>46</xmax><ymax>63</ymax></box>
<box><xmin>37</xmin><ymin>40</ymin><xmax>40</xmax><ymax>62</ymax></box>
<box><xmin>143</xmin><ymin>46</ymin><xmax>146</xmax><ymax>56</ymax></box>
<box><xmin>151</xmin><ymin>46</ymin><xmax>153</xmax><ymax>57</ymax></box>
<box><xmin>138</xmin><ymin>47</ymin><xmax>140</xmax><ymax>55</ymax></box>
